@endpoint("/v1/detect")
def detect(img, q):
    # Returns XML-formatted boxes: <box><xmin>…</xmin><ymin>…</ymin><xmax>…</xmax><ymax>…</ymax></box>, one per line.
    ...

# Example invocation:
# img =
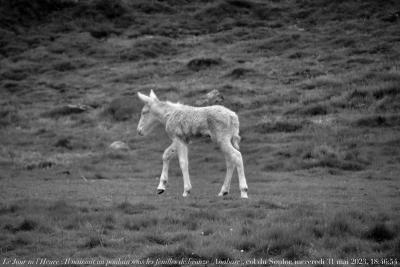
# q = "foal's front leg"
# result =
<box><xmin>157</xmin><ymin>142</ymin><xmax>177</xmax><ymax>194</ymax></box>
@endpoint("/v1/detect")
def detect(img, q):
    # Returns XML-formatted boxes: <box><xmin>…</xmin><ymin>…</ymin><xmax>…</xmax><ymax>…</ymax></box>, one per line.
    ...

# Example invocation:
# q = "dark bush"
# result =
<box><xmin>363</xmin><ymin>223</ymin><xmax>395</xmax><ymax>242</ymax></box>
<box><xmin>187</xmin><ymin>58</ymin><xmax>223</xmax><ymax>71</ymax></box>
<box><xmin>226</xmin><ymin>67</ymin><xmax>256</xmax><ymax>78</ymax></box>
<box><xmin>103</xmin><ymin>96</ymin><xmax>142</xmax><ymax>121</ymax></box>
<box><xmin>94</xmin><ymin>0</ymin><xmax>126</xmax><ymax>19</ymax></box>
<box><xmin>354</xmin><ymin>115</ymin><xmax>400</xmax><ymax>127</ymax></box>
<box><xmin>372</xmin><ymin>84</ymin><xmax>400</xmax><ymax>99</ymax></box>
<box><xmin>16</xmin><ymin>219</ymin><xmax>38</xmax><ymax>231</ymax></box>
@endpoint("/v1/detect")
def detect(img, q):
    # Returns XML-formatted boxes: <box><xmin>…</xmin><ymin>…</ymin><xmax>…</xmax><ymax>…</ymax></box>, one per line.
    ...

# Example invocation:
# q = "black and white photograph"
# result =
<box><xmin>0</xmin><ymin>0</ymin><xmax>399</xmax><ymax>266</ymax></box>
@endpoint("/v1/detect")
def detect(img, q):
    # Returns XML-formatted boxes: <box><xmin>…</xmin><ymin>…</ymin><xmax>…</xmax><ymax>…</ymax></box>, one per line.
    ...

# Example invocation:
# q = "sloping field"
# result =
<box><xmin>1</xmin><ymin>0</ymin><xmax>400</xmax><ymax>265</ymax></box>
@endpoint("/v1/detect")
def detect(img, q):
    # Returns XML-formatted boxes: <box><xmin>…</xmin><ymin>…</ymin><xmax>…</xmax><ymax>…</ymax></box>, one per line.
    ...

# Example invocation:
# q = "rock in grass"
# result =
<box><xmin>109</xmin><ymin>141</ymin><xmax>129</xmax><ymax>151</ymax></box>
<box><xmin>195</xmin><ymin>89</ymin><xmax>224</xmax><ymax>106</ymax></box>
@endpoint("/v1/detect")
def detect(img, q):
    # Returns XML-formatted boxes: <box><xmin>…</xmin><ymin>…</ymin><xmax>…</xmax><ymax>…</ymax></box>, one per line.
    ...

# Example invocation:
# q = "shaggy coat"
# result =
<box><xmin>165</xmin><ymin>105</ymin><xmax>241</xmax><ymax>149</ymax></box>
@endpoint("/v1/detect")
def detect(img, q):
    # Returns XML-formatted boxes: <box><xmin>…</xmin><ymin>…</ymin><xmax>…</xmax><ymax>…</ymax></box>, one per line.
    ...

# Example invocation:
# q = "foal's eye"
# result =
<box><xmin>142</xmin><ymin>110</ymin><xmax>149</xmax><ymax>115</ymax></box>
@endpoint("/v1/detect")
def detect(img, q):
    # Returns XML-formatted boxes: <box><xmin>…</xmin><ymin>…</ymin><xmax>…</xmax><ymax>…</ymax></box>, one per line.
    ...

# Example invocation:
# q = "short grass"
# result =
<box><xmin>1</xmin><ymin>0</ymin><xmax>400</xmax><ymax>264</ymax></box>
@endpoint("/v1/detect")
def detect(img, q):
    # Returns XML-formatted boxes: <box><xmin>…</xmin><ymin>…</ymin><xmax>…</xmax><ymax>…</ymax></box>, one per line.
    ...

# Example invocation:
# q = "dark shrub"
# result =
<box><xmin>103</xmin><ymin>96</ymin><xmax>143</xmax><ymax>121</ymax></box>
<box><xmin>363</xmin><ymin>223</ymin><xmax>395</xmax><ymax>242</ymax></box>
<box><xmin>187</xmin><ymin>58</ymin><xmax>223</xmax><ymax>71</ymax></box>
<box><xmin>226</xmin><ymin>67</ymin><xmax>256</xmax><ymax>79</ymax></box>
<box><xmin>16</xmin><ymin>219</ymin><xmax>38</xmax><ymax>231</ymax></box>
<box><xmin>94</xmin><ymin>0</ymin><xmax>126</xmax><ymax>19</ymax></box>
<box><xmin>354</xmin><ymin>115</ymin><xmax>400</xmax><ymax>127</ymax></box>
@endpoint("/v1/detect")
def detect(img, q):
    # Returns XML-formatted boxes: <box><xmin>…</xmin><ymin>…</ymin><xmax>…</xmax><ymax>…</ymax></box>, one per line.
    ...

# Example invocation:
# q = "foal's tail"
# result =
<box><xmin>232</xmin><ymin>134</ymin><xmax>241</xmax><ymax>150</ymax></box>
<box><xmin>230</xmin><ymin>114</ymin><xmax>241</xmax><ymax>151</ymax></box>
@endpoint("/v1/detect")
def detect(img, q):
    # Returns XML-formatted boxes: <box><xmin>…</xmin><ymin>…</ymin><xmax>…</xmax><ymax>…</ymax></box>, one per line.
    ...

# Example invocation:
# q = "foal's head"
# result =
<box><xmin>137</xmin><ymin>90</ymin><xmax>162</xmax><ymax>136</ymax></box>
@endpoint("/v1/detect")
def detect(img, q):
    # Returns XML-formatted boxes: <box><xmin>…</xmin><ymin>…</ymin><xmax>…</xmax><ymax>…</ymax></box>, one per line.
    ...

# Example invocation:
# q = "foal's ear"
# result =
<box><xmin>149</xmin><ymin>90</ymin><xmax>159</xmax><ymax>101</ymax></box>
<box><xmin>137</xmin><ymin>92</ymin><xmax>151</xmax><ymax>103</ymax></box>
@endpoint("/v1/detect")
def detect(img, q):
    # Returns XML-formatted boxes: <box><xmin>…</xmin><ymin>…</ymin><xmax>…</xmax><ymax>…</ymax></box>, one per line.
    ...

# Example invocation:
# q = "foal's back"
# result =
<box><xmin>165</xmin><ymin>104</ymin><xmax>238</xmax><ymax>142</ymax></box>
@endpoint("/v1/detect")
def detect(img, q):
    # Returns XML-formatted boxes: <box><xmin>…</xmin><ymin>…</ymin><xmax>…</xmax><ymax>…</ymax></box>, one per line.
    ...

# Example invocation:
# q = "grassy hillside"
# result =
<box><xmin>1</xmin><ymin>0</ymin><xmax>400</xmax><ymax>264</ymax></box>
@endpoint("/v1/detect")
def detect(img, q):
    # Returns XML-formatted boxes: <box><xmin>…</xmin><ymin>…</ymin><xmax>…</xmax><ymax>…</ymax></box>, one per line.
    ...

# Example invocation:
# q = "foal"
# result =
<box><xmin>137</xmin><ymin>90</ymin><xmax>248</xmax><ymax>198</ymax></box>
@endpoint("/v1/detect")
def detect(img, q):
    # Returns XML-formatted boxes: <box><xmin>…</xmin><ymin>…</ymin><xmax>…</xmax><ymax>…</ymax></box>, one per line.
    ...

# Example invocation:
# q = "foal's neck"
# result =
<box><xmin>153</xmin><ymin>101</ymin><xmax>182</xmax><ymax>124</ymax></box>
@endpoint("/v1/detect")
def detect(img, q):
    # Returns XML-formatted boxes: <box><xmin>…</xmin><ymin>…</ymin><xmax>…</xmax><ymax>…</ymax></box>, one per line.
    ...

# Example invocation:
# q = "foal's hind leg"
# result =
<box><xmin>157</xmin><ymin>142</ymin><xmax>177</xmax><ymax>194</ymax></box>
<box><xmin>220</xmin><ymin>139</ymin><xmax>248</xmax><ymax>198</ymax></box>
<box><xmin>176</xmin><ymin>139</ymin><xmax>192</xmax><ymax>197</ymax></box>
<box><xmin>218</xmin><ymin>157</ymin><xmax>234</xmax><ymax>196</ymax></box>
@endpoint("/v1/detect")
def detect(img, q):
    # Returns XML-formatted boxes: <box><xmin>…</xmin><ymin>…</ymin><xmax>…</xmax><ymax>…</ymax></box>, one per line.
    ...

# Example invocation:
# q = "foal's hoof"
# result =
<box><xmin>157</xmin><ymin>189</ymin><xmax>165</xmax><ymax>195</ymax></box>
<box><xmin>182</xmin><ymin>191</ymin><xmax>190</xmax><ymax>197</ymax></box>
<box><xmin>218</xmin><ymin>191</ymin><xmax>229</xmax><ymax>197</ymax></box>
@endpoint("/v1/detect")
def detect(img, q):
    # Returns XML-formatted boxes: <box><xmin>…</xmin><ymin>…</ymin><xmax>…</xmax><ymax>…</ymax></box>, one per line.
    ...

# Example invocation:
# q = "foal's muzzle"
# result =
<box><xmin>137</xmin><ymin>127</ymin><xmax>144</xmax><ymax>136</ymax></box>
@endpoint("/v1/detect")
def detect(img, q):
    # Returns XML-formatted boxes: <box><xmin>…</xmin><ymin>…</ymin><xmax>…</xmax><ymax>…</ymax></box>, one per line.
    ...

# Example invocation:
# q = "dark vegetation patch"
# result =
<box><xmin>301</xmin><ymin>144</ymin><xmax>367</xmax><ymax>171</ymax></box>
<box><xmin>43</xmin><ymin>104</ymin><xmax>90</xmax><ymax>118</ymax></box>
<box><xmin>26</xmin><ymin>160</ymin><xmax>55</xmax><ymax>170</ymax></box>
<box><xmin>264</xmin><ymin>143</ymin><xmax>368</xmax><ymax>172</ymax></box>
<box><xmin>294</xmin><ymin>69</ymin><xmax>326</xmax><ymax>80</ymax></box>
<box><xmin>187</xmin><ymin>58</ymin><xmax>223</xmax><ymax>71</ymax></box>
<box><xmin>144</xmin><ymin>232</ymin><xmax>173</xmax><ymax>245</ymax></box>
<box><xmin>6</xmin><ymin>234</ymin><xmax>33</xmax><ymax>251</ymax></box>
<box><xmin>285</xmin><ymin>103</ymin><xmax>332</xmax><ymax>116</ymax></box>
<box><xmin>2</xmin><ymin>81</ymin><xmax>27</xmax><ymax>94</ymax></box>
<box><xmin>117</xmin><ymin>201</ymin><xmax>156</xmax><ymax>215</ymax></box>
<box><xmin>0</xmin><ymin>203</ymin><xmax>20</xmax><ymax>214</ymax></box>
<box><xmin>103</xmin><ymin>96</ymin><xmax>143</xmax><ymax>121</ymax></box>
<box><xmin>47</xmin><ymin>200</ymin><xmax>78</xmax><ymax>220</ymax></box>
<box><xmin>254</xmin><ymin>117</ymin><xmax>305</xmax><ymax>134</ymax></box>
<box><xmin>120</xmin><ymin>37</ymin><xmax>177</xmax><ymax>61</ymax></box>
<box><xmin>0</xmin><ymin>106</ymin><xmax>20</xmax><ymax>128</ymax></box>
<box><xmin>4</xmin><ymin>217</ymin><xmax>53</xmax><ymax>233</ymax></box>
<box><xmin>225</xmin><ymin>67</ymin><xmax>256</xmax><ymax>79</ymax></box>
<box><xmin>54</xmin><ymin>137</ymin><xmax>73</xmax><ymax>150</ymax></box>
<box><xmin>124</xmin><ymin>216</ymin><xmax>158</xmax><ymax>231</ymax></box>
<box><xmin>363</xmin><ymin>223</ymin><xmax>396</xmax><ymax>242</ymax></box>
<box><xmin>0</xmin><ymin>0</ymin><xmax>76</xmax><ymax>29</ymax></box>
<box><xmin>372</xmin><ymin>83</ymin><xmax>400</xmax><ymax>99</ymax></box>
<box><xmin>52</xmin><ymin>59</ymin><xmax>89</xmax><ymax>72</ymax></box>
<box><xmin>353</xmin><ymin>114</ymin><xmax>400</xmax><ymax>128</ymax></box>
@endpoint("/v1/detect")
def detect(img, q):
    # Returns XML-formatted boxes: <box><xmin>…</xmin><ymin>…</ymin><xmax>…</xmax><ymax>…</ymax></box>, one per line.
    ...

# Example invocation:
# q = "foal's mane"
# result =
<box><xmin>165</xmin><ymin>100</ymin><xmax>185</xmax><ymax>109</ymax></box>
